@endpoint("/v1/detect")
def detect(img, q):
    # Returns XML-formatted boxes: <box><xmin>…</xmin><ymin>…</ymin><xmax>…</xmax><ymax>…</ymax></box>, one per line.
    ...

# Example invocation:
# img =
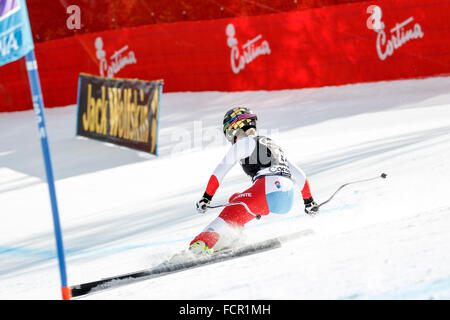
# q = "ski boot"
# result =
<box><xmin>167</xmin><ymin>241</ymin><xmax>214</xmax><ymax>265</ymax></box>
<box><xmin>189</xmin><ymin>240</ymin><xmax>214</xmax><ymax>256</ymax></box>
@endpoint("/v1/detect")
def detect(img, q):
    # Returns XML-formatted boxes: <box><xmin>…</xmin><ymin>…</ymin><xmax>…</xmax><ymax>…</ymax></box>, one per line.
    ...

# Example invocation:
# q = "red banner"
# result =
<box><xmin>1</xmin><ymin>0</ymin><xmax>450</xmax><ymax>112</ymax></box>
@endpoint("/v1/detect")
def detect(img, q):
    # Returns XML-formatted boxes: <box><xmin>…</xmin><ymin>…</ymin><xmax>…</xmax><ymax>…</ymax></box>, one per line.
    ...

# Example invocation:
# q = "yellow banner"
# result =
<box><xmin>76</xmin><ymin>73</ymin><xmax>163</xmax><ymax>155</ymax></box>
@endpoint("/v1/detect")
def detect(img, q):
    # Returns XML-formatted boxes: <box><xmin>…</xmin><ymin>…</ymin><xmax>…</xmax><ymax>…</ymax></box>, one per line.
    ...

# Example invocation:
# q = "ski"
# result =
<box><xmin>70</xmin><ymin>229</ymin><xmax>313</xmax><ymax>298</ymax></box>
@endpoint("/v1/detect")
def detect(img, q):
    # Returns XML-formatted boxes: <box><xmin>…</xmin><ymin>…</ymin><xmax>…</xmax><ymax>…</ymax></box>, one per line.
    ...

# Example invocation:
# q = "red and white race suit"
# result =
<box><xmin>191</xmin><ymin>134</ymin><xmax>313</xmax><ymax>250</ymax></box>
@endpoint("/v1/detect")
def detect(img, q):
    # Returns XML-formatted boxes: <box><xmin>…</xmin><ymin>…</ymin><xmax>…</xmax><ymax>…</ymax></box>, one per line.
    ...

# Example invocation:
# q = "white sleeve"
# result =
<box><xmin>212</xmin><ymin>136</ymin><xmax>256</xmax><ymax>184</ymax></box>
<box><xmin>287</xmin><ymin>159</ymin><xmax>307</xmax><ymax>189</ymax></box>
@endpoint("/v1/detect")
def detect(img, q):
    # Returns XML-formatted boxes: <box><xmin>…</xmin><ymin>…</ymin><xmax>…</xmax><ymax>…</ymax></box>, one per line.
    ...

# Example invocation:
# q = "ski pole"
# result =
<box><xmin>317</xmin><ymin>173</ymin><xmax>387</xmax><ymax>209</ymax></box>
<box><xmin>208</xmin><ymin>173</ymin><xmax>387</xmax><ymax>219</ymax></box>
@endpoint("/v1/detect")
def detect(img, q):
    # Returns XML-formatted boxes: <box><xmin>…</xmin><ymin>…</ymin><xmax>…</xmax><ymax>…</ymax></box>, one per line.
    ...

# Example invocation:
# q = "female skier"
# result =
<box><xmin>189</xmin><ymin>107</ymin><xmax>319</xmax><ymax>255</ymax></box>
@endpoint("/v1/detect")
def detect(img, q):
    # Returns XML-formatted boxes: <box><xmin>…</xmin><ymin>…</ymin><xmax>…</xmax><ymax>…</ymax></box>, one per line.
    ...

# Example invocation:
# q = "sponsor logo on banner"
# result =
<box><xmin>0</xmin><ymin>25</ymin><xmax>19</xmax><ymax>57</ymax></box>
<box><xmin>0</xmin><ymin>0</ymin><xmax>34</xmax><ymax>66</ymax></box>
<box><xmin>366</xmin><ymin>5</ymin><xmax>424</xmax><ymax>61</ymax></box>
<box><xmin>76</xmin><ymin>73</ymin><xmax>163</xmax><ymax>154</ymax></box>
<box><xmin>226</xmin><ymin>23</ymin><xmax>271</xmax><ymax>74</ymax></box>
<box><xmin>95</xmin><ymin>37</ymin><xmax>137</xmax><ymax>78</ymax></box>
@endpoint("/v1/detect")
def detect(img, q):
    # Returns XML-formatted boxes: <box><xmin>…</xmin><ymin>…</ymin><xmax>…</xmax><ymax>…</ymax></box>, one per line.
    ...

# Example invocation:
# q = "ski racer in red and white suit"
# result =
<box><xmin>189</xmin><ymin>107</ymin><xmax>319</xmax><ymax>253</ymax></box>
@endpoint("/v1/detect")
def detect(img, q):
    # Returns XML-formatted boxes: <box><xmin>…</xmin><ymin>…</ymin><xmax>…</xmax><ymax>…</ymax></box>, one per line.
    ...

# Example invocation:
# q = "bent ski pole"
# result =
<box><xmin>208</xmin><ymin>173</ymin><xmax>387</xmax><ymax>219</ymax></box>
<box><xmin>317</xmin><ymin>173</ymin><xmax>387</xmax><ymax>209</ymax></box>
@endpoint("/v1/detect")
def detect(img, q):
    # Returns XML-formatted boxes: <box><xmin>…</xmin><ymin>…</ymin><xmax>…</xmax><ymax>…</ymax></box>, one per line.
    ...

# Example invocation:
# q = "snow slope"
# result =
<box><xmin>1</xmin><ymin>76</ymin><xmax>450</xmax><ymax>300</ymax></box>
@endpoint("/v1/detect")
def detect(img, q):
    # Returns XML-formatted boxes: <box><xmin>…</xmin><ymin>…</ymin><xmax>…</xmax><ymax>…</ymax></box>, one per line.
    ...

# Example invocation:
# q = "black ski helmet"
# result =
<box><xmin>223</xmin><ymin>107</ymin><xmax>258</xmax><ymax>143</ymax></box>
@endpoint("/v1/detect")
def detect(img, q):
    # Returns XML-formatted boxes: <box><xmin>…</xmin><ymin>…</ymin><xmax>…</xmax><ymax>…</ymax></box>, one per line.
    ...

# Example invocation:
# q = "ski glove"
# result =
<box><xmin>196</xmin><ymin>193</ymin><xmax>212</xmax><ymax>214</ymax></box>
<box><xmin>304</xmin><ymin>197</ymin><xmax>319</xmax><ymax>215</ymax></box>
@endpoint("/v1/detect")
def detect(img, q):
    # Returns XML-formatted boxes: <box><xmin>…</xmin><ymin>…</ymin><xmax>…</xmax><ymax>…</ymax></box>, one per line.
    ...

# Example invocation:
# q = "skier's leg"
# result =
<box><xmin>190</xmin><ymin>217</ymin><xmax>225</xmax><ymax>248</ymax></box>
<box><xmin>219</xmin><ymin>177</ymin><xmax>269</xmax><ymax>226</ymax></box>
<box><xmin>190</xmin><ymin>178</ymin><xmax>269</xmax><ymax>251</ymax></box>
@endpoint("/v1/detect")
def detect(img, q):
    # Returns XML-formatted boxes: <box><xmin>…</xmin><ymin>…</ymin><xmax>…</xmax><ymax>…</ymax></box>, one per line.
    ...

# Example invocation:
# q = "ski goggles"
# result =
<box><xmin>223</xmin><ymin>113</ymin><xmax>258</xmax><ymax>134</ymax></box>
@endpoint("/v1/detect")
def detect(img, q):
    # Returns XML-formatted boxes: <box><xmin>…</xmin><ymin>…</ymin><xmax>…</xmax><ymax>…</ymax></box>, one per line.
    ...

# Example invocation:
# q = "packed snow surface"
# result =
<box><xmin>1</xmin><ymin>77</ymin><xmax>450</xmax><ymax>299</ymax></box>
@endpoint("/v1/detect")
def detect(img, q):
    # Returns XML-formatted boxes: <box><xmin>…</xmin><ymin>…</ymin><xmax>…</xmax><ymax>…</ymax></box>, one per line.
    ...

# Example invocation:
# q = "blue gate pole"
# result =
<box><xmin>24</xmin><ymin>50</ymin><xmax>70</xmax><ymax>300</ymax></box>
